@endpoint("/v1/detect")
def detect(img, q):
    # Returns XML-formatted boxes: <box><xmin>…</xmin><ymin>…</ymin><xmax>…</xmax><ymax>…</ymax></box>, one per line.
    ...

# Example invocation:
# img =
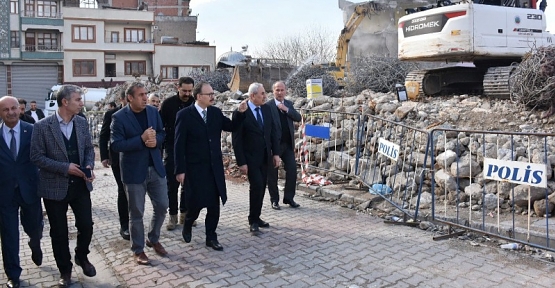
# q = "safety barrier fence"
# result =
<box><xmin>84</xmin><ymin>111</ymin><xmax>104</xmax><ymax>146</ymax></box>
<box><xmin>429</xmin><ymin>128</ymin><xmax>555</xmax><ymax>251</ymax></box>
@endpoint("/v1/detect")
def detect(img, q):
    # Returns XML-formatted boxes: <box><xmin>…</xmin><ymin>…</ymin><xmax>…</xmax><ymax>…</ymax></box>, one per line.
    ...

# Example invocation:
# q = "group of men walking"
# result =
<box><xmin>0</xmin><ymin>77</ymin><xmax>302</xmax><ymax>287</ymax></box>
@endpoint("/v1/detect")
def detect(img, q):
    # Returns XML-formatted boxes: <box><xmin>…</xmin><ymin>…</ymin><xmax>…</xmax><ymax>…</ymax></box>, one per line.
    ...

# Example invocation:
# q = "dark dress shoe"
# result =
<box><xmin>75</xmin><ymin>255</ymin><xmax>96</xmax><ymax>277</ymax></box>
<box><xmin>146</xmin><ymin>240</ymin><xmax>168</xmax><ymax>256</ymax></box>
<box><xmin>182</xmin><ymin>226</ymin><xmax>192</xmax><ymax>243</ymax></box>
<box><xmin>257</xmin><ymin>219</ymin><xmax>270</xmax><ymax>228</ymax></box>
<box><xmin>28</xmin><ymin>242</ymin><xmax>42</xmax><ymax>266</ymax></box>
<box><xmin>58</xmin><ymin>272</ymin><xmax>71</xmax><ymax>288</ymax></box>
<box><xmin>284</xmin><ymin>199</ymin><xmax>300</xmax><ymax>208</ymax></box>
<box><xmin>206</xmin><ymin>240</ymin><xmax>223</xmax><ymax>251</ymax></box>
<box><xmin>249</xmin><ymin>222</ymin><xmax>259</xmax><ymax>232</ymax></box>
<box><xmin>6</xmin><ymin>279</ymin><xmax>19</xmax><ymax>288</ymax></box>
<box><xmin>134</xmin><ymin>252</ymin><xmax>150</xmax><ymax>265</ymax></box>
<box><xmin>271</xmin><ymin>202</ymin><xmax>281</xmax><ymax>210</ymax></box>
<box><xmin>120</xmin><ymin>228</ymin><xmax>130</xmax><ymax>240</ymax></box>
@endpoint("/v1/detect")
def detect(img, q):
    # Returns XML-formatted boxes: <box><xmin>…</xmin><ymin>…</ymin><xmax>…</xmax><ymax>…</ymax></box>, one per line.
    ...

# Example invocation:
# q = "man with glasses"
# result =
<box><xmin>159</xmin><ymin>77</ymin><xmax>195</xmax><ymax>230</ymax></box>
<box><xmin>174</xmin><ymin>81</ymin><xmax>247</xmax><ymax>250</ymax></box>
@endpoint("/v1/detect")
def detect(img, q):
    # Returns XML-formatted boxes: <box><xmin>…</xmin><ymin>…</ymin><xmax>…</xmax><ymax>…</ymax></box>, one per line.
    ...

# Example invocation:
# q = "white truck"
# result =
<box><xmin>45</xmin><ymin>85</ymin><xmax>108</xmax><ymax>116</ymax></box>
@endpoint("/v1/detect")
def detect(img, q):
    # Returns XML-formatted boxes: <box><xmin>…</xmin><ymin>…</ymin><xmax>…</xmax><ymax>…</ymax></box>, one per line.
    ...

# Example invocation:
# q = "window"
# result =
<box><xmin>124</xmin><ymin>28</ymin><xmax>145</xmax><ymax>42</ymax></box>
<box><xmin>111</xmin><ymin>32</ymin><xmax>119</xmax><ymax>43</ymax></box>
<box><xmin>10</xmin><ymin>32</ymin><xmax>20</xmax><ymax>48</ymax></box>
<box><xmin>160</xmin><ymin>66</ymin><xmax>178</xmax><ymax>79</ymax></box>
<box><xmin>25</xmin><ymin>32</ymin><xmax>35</xmax><ymax>51</ymax></box>
<box><xmin>24</xmin><ymin>0</ymin><xmax>34</xmax><ymax>16</ymax></box>
<box><xmin>125</xmin><ymin>61</ymin><xmax>146</xmax><ymax>75</ymax></box>
<box><xmin>37</xmin><ymin>0</ymin><xmax>57</xmax><ymax>17</ymax></box>
<box><xmin>10</xmin><ymin>0</ymin><xmax>19</xmax><ymax>14</ymax></box>
<box><xmin>73</xmin><ymin>60</ymin><xmax>96</xmax><ymax>77</ymax></box>
<box><xmin>37</xmin><ymin>32</ymin><xmax>57</xmax><ymax>50</ymax></box>
<box><xmin>72</xmin><ymin>25</ymin><xmax>95</xmax><ymax>42</ymax></box>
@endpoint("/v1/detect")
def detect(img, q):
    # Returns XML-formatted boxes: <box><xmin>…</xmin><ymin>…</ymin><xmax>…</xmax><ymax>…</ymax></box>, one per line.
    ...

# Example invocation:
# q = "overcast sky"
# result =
<box><xmin>190</xmin><ymin>0</ymin><xmax>555</xmax><ymax>59</ymax></box>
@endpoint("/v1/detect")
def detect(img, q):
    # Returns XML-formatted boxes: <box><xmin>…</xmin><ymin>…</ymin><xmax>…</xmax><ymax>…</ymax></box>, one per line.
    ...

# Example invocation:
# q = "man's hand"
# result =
<box><xmin>277</xmin><ymin>102</ymin><xmax>288</xmax><ymax>113</ymax></box>
<box><xmin>141</xmin><ymin>127</ymin><xmax>156</xmax><ymax>143</ymax></box>
<box><xmin>176</xmin><ymin>173</ymin><xmax>185</xmax><ymax>184</ymax></box>
<box><xmin>68</xmin><ymin>163</ymin><xmax>85</xmax><ymax>178</ymax></box>
<box><xmin>239</xmin><ymin>164</ymin><xmax>248</xmax><ymax>175</ymax></box>
<box><xmin>238</xmin><ymin>100</ymin><xmax>248</xmax><ymax>113</ymax></box>
<box><xmin>144</xmin><ymin>138</ymin><xmax>157</xmax><ymax>148</ymax></box>
<box><xmin>101</xmin><ymin>159</ymin><xmax>111</xmax><ymax>168</ymax></box>
<box><xmin>273</xmin><ymin>156</ymin><xmax>281</xmax><ymax>168</ymax></box>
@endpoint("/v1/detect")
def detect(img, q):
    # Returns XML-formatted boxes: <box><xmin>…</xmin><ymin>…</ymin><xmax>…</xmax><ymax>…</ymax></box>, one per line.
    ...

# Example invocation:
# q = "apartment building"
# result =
<box><xmin>0</xmin><ymin>0</ymin><xmax>64</xmax><ymax>105</ymax></box>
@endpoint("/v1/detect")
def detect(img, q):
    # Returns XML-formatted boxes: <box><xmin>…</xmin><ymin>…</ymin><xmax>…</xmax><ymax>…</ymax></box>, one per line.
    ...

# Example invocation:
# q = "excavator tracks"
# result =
<box><xmin>404</xmin><ymin>70</ymin><xmax>427</xmax><ymax>99</ymax></box>
<box><xmin>482</xmin><ymin>66</ymin><xmax>517</xmax><ymax>99</ymax></box>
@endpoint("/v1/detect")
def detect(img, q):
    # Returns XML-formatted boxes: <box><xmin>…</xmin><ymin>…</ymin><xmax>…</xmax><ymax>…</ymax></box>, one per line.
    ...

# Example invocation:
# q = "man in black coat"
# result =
<box><xmin>159</xmin><ymin>76</ymin><xmax>195</xmax><ymax>230</ymax></box>
<box><xmin>98</xmin><ymin>90</ymin><xmax>129</xmax><ymax>240</ymax></box>
<box><xmin>174</xmin><ymin>81</ymin><xmax>247</xmax><ymax>250</ymax></box>
<box><xmin>25</xmin><ymin>100</ymin><xmax>45</xmax><ymax>122</ymax></box>
<box><xmin>266</xmin><ymin>81</ymin><xmax>302</xmax><ymax>209</ymax></box>
<box><xmin>232</xmin><ymin>82</ymin><xmax>281</xmax><ymax>233</ymax></box>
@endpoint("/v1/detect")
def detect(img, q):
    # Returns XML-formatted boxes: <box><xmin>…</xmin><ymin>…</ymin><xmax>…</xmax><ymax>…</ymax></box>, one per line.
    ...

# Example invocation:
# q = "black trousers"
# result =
<box><xmin>164</xmin><ymin>149</ymin><xmax>187</xmax><ymax>215</ymax></box>
<box><xmin>111</xmin><ymin>156</ymin><xmax>129</xmax><ymax>230</ymax></box>
<box><xmin>43</xmin><ymin>180</ymin><xmax>93</xmax><ymax>274</ymax></box>
<box><xmin>184</xmin><ymin>204</ymin><xmax>220</xmax><ymax>241</ymax></box>
<box><xmin>267</xmin><ymin>143</ymin><xmax>297</xmax><ymax>203</ymax></box>
<box><xmin>0</xmin><ymin>188</ymin><xmax>43</xmax><ymax>281</ymax></box>
<box><xmin>247</xmin><ymin>161</ymin><xmax>268</xmax><ymax>224</ymax></box>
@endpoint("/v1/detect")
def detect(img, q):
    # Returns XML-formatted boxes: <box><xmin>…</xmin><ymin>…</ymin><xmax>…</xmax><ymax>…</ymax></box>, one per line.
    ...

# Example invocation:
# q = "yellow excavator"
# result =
<box><xmin>331</xmin><ymin>1</ymin><xmax>389</xmax><ymax>86</ymax></box>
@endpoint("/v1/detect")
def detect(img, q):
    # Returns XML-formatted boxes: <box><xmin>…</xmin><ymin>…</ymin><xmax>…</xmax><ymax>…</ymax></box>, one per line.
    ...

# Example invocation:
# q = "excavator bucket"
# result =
<box><xmin>227</xmin><ymin>64</ymin><xmax>294</xmax><ymax>93</ymax></box>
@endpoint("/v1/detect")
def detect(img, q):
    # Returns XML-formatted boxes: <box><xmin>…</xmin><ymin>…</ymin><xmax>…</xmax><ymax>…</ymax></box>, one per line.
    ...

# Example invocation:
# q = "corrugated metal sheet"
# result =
<box><xmin>12</xmin><ymin>65</ymin><xmax>58</xmax><ymax>110</ymax></box>
<box><xmin>0</xmin><ymin>66</ymin><xmax>7</xmax><ymax>96</ymax></box>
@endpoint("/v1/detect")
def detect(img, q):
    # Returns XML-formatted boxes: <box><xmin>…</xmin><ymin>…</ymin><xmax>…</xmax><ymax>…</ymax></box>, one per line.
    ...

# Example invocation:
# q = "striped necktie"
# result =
<box><xmin>202</xmin><ymin>110</ymin><xmax>207</xmax><ymax>123</ymax></box>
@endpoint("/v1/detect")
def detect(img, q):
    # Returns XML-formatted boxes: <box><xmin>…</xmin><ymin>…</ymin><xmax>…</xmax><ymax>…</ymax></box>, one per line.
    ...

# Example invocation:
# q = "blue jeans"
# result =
<box><xmin>125</xmin><ymin>166</ymin><xmax>168</xmax><ymax>254</ymax></box>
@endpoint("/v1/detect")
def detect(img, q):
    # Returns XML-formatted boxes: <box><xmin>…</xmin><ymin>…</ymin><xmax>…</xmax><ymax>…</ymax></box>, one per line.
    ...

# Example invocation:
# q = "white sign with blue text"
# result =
<box><xmin>378</xmin><ymin>138</ymin><xmax>400</xmax><ymax>161</ymax></box>
<box><xmin>483</xmin><ymin>158</ymin><xmax>547</xmax><ymax>188</ymax></box>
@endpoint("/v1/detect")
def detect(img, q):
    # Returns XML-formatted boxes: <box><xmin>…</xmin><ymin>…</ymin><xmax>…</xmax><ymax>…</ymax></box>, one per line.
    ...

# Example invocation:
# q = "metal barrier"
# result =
<box><xmin>84</xmin><ymin>111</ymin><xmax>105</xmax><ymax>146</ymax></box>
<box><xmin>355</xmin><ymin>114</ymin><xmax>431</xmax><ymax>221</ymax></box>
<box><xmin>298</xmin><ymin>109</ymin><xmax>363</xmax><ymax>182</ymax></box>
<box><xmin>430</xmin><ymin>128</ymin><xmax>555</xmax><ymax>251</ymax></box>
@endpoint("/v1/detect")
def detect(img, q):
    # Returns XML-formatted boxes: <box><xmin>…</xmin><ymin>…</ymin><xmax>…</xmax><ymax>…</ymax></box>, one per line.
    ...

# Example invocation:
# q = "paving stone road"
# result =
<box><xmin>3</xmin><ymin>162</ymin><xmax>555</xmax><ymax>287</ymax></box>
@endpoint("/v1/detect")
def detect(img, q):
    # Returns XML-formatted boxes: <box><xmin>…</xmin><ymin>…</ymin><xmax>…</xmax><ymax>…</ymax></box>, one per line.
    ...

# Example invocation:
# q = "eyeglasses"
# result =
<box><xmin>198</xmin><ymin>93</ymin><xmax>215</xmax><ymax>97</ymax></box>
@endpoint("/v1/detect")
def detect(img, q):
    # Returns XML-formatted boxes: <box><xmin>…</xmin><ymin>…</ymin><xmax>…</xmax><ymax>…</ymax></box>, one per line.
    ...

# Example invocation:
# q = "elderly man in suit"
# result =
<box><xmin>111</xmin><ymin>82</ymin><xmax>168</xmax><ymax>265</ymax></box>
<box><xmin>175</xmin><ymin>81</ymin><xmax>247</xmax><ymax>250</ymax></box>
<box><xmin>232</xmin><ymin>82</ymin><xmax>281</xmax><ymax>233</ymax></box>
<box><xmin>30</xmin><ymin>85</ymin><xmax>96</xmax><ymax>288</ymax></box>
<box><xmin>99</xmin><ymin>89</ymin><xmax>129</xmax><ymax>240</ymax></box>
<box><xmin>0</xmin><ymin>96</ymin><xmax>43</xmax><ymax>288</ymax></box>
<box><xmin>266</xmin><ymin>81</ymin><xmax>302</xmax><ymax>210</ymax></box>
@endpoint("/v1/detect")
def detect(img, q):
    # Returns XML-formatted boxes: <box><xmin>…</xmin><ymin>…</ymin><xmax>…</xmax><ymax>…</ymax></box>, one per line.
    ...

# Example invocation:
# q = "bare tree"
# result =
<box><xmin>254</xmin><ymin>26</ymin><xmax>336</xmax><ymax>66</ymax></box>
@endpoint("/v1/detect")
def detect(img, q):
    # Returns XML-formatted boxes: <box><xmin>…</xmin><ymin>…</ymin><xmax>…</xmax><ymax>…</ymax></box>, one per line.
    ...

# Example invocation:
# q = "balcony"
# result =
<box><xmin>21</xmin><ymin>45</ymin><xmax>63</xmax><ymax>60</ymax></box>
<box><xmin>21</xmin><ymin>10</ymin><xmax>64</xmax><ymax>31</ymax></box>
<box><xmin>102</xmin><ymin>37</ymin><xmax>154</xmax><ymax>52</ymax></box>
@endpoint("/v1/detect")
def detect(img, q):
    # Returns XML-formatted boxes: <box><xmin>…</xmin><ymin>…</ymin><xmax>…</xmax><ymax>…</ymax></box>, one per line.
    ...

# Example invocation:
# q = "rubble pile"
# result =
<box><xmin>285</xmin><ymin>66</ymin><xmax>339</xmax><ymax>98</ymax></box>
<box><xmin>345</xmin><ymin>56</ymin><xmax>420</xmax><ymax>95</ymax></box>
<box><xmin>510</xmin><ymin>46</ymin><xmax>555</xmax><ymax>110</ymax></box>
<box><xmin>188</xmin><ymin>70</ymin><xmax>231</xmax><ymax>93</ymax></box>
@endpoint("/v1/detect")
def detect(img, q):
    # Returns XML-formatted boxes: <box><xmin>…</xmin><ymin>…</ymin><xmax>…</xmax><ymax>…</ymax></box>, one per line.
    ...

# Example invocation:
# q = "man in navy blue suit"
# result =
<box><xmin>0</xmin><ymin>96</ymin><xmax>43</xmax><ymax>288</ymax></box>
<box><xmin>111</xmin><ymin>82</ymin><xmax>168</xmax><ymax>265</ymax></box>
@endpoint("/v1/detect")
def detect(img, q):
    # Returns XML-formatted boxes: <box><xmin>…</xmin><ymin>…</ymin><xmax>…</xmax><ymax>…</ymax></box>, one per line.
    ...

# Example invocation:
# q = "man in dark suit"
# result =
<box><xmin>0</xmin><ymin>96</ymin><xmax>43</xmax><ymax>288</ymax></box>
<box><xmin>18</xmin><ymin>98</ymin><xmax>35</xmax><ymax>124</ymax></box>
<box><xmin>175</xmin><ymin>81</ymin><xmax>247</xmax><ymax>250</ymax></box>
<box><xmin>99</xmin><ymin>90</ymin><xmax>129</xmax><ymax>240</ymax></box>
<box><xmin>232</xmin><ymin>82</ymin><xmax>281</xmax><ymax>233</ymax></box>
<box><xmin>111</xmin><ymin>82</ymin><xmax>168</xmax><ymax>265</ymax></box>
<box><xmin>30</xmin><ymin>85</ymin><xmax>96</xmax><ymax>288</ymax></box>
<box><xmin>266</xmin><ymin>81</ymin><xmax>302</xmax><ymax>209</ymax></box>
<box><xmin>25</xmin><ymin>100</ymin><xmax>45</xmax><ymax>122</ymax></box>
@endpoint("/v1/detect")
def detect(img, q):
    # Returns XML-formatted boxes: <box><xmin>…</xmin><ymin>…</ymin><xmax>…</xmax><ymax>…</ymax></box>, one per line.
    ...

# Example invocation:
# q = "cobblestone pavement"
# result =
<box><xmin>3</xmin><ymin>162</ymin><xmax>555</xmax><ymax>287</ymax></box>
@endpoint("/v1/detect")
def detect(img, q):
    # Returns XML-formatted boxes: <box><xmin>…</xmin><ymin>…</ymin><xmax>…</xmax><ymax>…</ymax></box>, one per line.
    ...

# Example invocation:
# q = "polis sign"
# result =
<box><xmin>483</xmin><ymin>158</ymin><xmax>547</xmax><ymax>188</ymax></box>
<box><xmin>378</xmin><ymin>138</ymin><xmax>400</xmax><ymax>161</ymax></box>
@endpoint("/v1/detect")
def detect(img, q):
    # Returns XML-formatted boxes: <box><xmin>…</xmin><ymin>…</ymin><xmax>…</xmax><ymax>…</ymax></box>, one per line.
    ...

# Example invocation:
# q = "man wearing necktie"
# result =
<box><xmin>232</xmin><ymin>83</ymin><xmax>281</xmax><ymax>233</ymax></box>
<box><xmin>174</xmin><ymin>81</ymin><xmax>247</xmax><ymax>250</ymax></box>
<box><xmin>266</xmin><ymin>81</ymin><xmax>302</xmax><ymax>210</ymax></box>
<box><xmin>0</xmin><ymin>96</ymin><xmax>43</xmax><ymax>288</ymax></box>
